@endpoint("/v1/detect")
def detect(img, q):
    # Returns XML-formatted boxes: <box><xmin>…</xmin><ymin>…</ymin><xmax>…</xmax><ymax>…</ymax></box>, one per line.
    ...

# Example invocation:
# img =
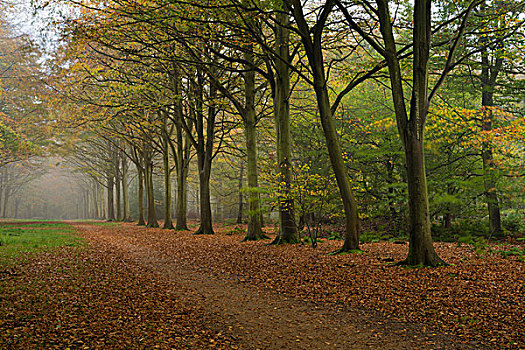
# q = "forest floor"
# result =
<box><xmin>0</xmin><ymin>221</ymin><xmax>523</xmax><ymax>349</ymax></box>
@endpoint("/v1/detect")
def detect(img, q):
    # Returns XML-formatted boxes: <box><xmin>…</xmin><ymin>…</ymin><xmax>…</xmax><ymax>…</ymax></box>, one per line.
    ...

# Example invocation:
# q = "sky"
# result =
<box><xmin>4</xmin><ymin>0</ymin><xmax>71</xmax><ymax>54</ymax></box>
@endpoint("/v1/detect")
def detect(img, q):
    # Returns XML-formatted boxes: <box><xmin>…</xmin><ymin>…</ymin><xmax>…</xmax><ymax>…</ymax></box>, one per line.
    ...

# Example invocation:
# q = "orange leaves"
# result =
<box><xmin>1</xmin><ymin>220</ymin><xmax>524</xmax><ymax>348</ymax></box>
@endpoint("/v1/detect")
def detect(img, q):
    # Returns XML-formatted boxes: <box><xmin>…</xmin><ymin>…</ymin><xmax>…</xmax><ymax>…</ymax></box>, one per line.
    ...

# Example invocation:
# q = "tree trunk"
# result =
<box><xmin>162</xmin><ymin>118</ymin><xmax>174</xmax><ymax>229</ymax></box>
<box><xmin>92</xmin><ymin>182</ymin><xmax>99</xmax><ymax>220</ymax></box>
<box><xmin>84</xmin><ymin>189</ymin><xmax>89</xmax><ymax>219</ymax></box>
<box><xmin>121</xmin><ymin>153</ymin><xmax>131</xmax><ymax>221</ymax></box>
<box><xmin>98</xmin><ymin>182</ymin><xmax>105</xmax><ymax>219</ymax></box>
<box><xmin>376</xmin><ymin>0</ymin><xmax>444</xmax><ymax>266</ymax></box>
<box><xmin>402</xmin><ymin>130</ymin><xmax>444</xmax><ymax>266</ymax></box>
<box><xmin>107</xmin><ymin>174</ymin><xmax>115</xmax><ymax>222</ymax></box>
<box><xmin>313</xmin><ymin>83</ymin><xmax>360</xmax><ymax>251</ymax></box>
<box><xmin>175</xmin><ymin>161</ymin><xmax>189</xmax><ymax>230</ymax></box>
<box><xmin>237</xmin><ymin>163</ymin><xmax>244</xmax><ymax>224</ymax></box>
<box><xmin>242</xmin><ymin>43</ymin><xmax>266</xmax><ymax>241</ymax></box>
<box><xmin>270</xmin><ymin>9</ymin><xmax>299</xmax><ymax>244</ymax></box>
<box><xmin>386</xmin><ymin>158</ymin><xmax>399</xmax><ymax>231</ymax></box>
<box><xmin>144</xmin><ymin>149</ymin><xmax>158</xmax><ymax>228</ymax></box>
<box><xmin>172</xmin><ymin>69</ymin><xmax>190</xmax><ymax>231</ymax></box>
<box><xmin>137</xmin><ymin>166</ymin><xmax>146</xmax><ymax>226</ymax></box>
<box><xmin>113</xmin><ymin>147</ymin><xmax>121</xmax><ymax>221</ymax></box>
<box><xmin>2</xmin><ymin>191</ymin><xmax>8</xmax><ymax>218</ymax></box>
<box><xmin>289</xmin><ymin>0</ymin><xmax>359</xmax><ymax>250</ymax></box>
<box><xmin>195</xmin><ymin>151</ymin><xmax>214</xmax><ymax>234</ymax></box>
<box><xmin>481</xmin><ymin>44</ymin><xmax>503</xmax><ymax>237</ymax></box>
<box><xmin>193</xmin><ymin>67</ymin><xmax>215</xmax><ymax>235</ymax></box>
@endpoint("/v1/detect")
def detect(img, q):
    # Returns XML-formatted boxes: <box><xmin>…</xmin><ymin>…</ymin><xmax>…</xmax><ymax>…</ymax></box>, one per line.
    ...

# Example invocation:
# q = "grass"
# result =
<box><xmin>0</xmin><ymin>221</ymin><xmax>84</xmax><ymax>265</ymax></box>
<box><xmin>86</xmin><ymin>222</ymin><xmax>121</xmax><ymax>227</ymax></box>
<box><xmin>0</xmin><ymin>222</ymin><xmax>72</xmax><ymax>229</ymax></box>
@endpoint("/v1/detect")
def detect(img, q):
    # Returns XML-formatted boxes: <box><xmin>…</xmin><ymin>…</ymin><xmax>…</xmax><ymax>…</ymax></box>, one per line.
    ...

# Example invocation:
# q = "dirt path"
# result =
<box><xmin>75</xmin><ymin>223</ymin><xmax>478</xmax><ymax>350</ymax></box>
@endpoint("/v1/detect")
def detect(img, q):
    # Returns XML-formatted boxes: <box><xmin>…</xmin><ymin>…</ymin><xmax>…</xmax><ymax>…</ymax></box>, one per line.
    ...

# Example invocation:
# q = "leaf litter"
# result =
<box><xmin>1</xmin><ymin>221</ymin><xmax>523</xmax><ymax>349</ymax></box>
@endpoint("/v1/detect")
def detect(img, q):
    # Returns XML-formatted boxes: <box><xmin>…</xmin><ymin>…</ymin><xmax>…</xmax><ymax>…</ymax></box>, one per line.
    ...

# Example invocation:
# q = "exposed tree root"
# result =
<box><xmin>241</xmin><ymin>233</ymin><xmax>269</xmax><ymax>242</ymax></box>
<box><xmin>194</xmin><ymin>228</ymin><xmax>214</xmax><ymax>235</ymax></box>
<box><xmin>267</xmin><ymin>235</ymin><xmax>300</xmax><ymax>245</ymax></box>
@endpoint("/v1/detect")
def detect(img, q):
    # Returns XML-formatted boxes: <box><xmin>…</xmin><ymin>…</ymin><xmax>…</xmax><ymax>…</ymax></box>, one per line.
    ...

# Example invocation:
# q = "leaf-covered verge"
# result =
<box><xmin>0</xmin><ymin>249</ymin><xmax>237</xmax><ymax>349</ymax></box>
<box><xmin>81</xmin><ymin>222</ymin><xmax>523</xmax><ymax>349</ymax></box>
<box><xmin>0</xmin><ymin>221</ymin><xmax>523</xmax><ymax>349</ymax></box>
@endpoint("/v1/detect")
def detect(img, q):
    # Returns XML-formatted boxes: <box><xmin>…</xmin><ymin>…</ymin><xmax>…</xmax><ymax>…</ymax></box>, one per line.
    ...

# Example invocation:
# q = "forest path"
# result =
<box><xmin>75</xmin><ymin>222</ymin><xmax>472</xmax><ymax>350</ymax></box>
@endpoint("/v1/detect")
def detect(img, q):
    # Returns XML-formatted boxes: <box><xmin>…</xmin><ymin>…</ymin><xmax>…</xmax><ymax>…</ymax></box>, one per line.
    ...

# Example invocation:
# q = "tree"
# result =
<box><xmin>285</xmin><ymin>0</ymin><xmax>361</xmax><ymax>251</ymax></box>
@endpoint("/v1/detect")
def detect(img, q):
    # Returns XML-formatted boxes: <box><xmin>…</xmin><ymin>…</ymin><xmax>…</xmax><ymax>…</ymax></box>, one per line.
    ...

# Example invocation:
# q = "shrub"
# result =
<box><xmin>502</xmin><ymin>211</ymin><xmax>524</xmax><ymax>234</ymax></box>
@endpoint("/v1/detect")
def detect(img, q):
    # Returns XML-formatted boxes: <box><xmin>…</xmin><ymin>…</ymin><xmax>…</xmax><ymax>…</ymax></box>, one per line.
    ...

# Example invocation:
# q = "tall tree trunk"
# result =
<box><xmin>481</xmin><ymin>109</ymin><xmax>502</xmax><ymax>236</ymax></box>
<box><xmin>271</xmin><ymin>9</ymin><xmax>299</xmax><ymax>244</ymax></box>
<box><xmin>314</xmin><ymin>83</ymin><xmax>360</xmax><ymax>251</ymax></box>
<box><xmin>92</xmin><ymin>181</ymin><xmax>99</xmax><ymax>219</ymax></box>
<box><xmin>237</xmin><ymin>163</ymin><xmax>244</xmax><ymax>224</ymax></box>
<box><xmin>121</xmin><ymin>153</ymin><xmax>130</xmax><ymax>221</ymax></box>
<box><xmin>2</xmin><ymin>191</ymin><xmax>8</xmax><ymax>218</ymax></box>
<box><xmin>193</xmin><ymin>68</ymin><xmax>215</xmax><ymax>235</ymax></box>
<box><xmin>1</xmin><ymin>169</ymin><xmax>8</xmax><ymax>218</ymax></box>
<box><xmin>242</xmin><ymin>42</ymin><xmax>266</xmax><ymax>241</ymax></box>
<box><xmin>195</xmin><ymin>152</ymin><xmax>214</xmax><ymax>234</ymax></box>
<box><xmin>481</xmin><ymin>41</ymin><xmax>503</xmax><ymax>237</ymax></box>
<box><xmin>84</xmin><ymin>189</ymin><xmax>89</xmax><ymax>219</ymax></box>
<box><xmin>376</xmin><ymin>0</ymin><xmax>444</xmax><ymax>266</ymax></box>
<box><xmin>403</xmin><ymin>130</ymin><xmax>443</xmax><ymax>266</ymax></box>
<box><xmin>137</xmin><ymin>166</ymin><xmax>146</xmax><ymax>226</ymax></box>
<box><xmin>175</xmin><ymin>162</ymin><xmax>189</xmax><ymax>230</ymax></box>
<box><xmin>107</xmin><ymin>174</ymin><xmax>115</xmax><ymax>221</ymax></box>
<box><xmin>162</xmin><ymin>115</ymin><xmax>174</xmax><ymax>229</ymax></box>
<box><xmin>115</xmin><ymin>161</ymin><xmax>121</xmax><ymax>221</ymax></box>
<box><xmin>172</xmin><ymin>68</ymin><xmax>190</xmax><ymax>231</ymax></box>
<box><xmin>290</xmin><ymin>0</ymin><xmax>360</xmax><ymax>251</ymax></box>
<box><xmin>144</xmin><ymin>149</ymin><xmax>159</xmax><ymax>228</ymax></box>
<box><xmin>99</xmin><ymin>182</ymin><xmax>105</xmax><ymax>219</ymax></box>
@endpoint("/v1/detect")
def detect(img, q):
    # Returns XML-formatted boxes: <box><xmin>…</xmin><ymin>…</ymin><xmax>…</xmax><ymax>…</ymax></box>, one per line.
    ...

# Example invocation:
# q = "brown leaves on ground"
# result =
<box><xmin>0</xmin><ymin>245</ymin><xmax>237</xmax><ymax>349</ymax></box>
<box><xmin>1</xmin><ymin>221</ymin><xmax>523</xmax><ymax>349</ymax></box>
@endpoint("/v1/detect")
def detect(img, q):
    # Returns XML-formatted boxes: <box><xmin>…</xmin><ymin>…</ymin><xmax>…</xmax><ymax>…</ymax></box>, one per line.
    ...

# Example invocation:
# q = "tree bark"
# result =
<box><xmin>115</xmin><ymin>152</ymin><xmax>121</xmax><ymax>221</ymax></box>
<box><xmin>92</xmin><ymin>181</ymin><xmax>99</xmax><ymax>219</ymax></box>
<box><xmin>172</xmin><ymin>68</ymin><xmax>190</xmax><ymax>231</ymax></box>
<box><xmin>193</xmin><ymin>67</ymin><xmax>215</xmax><ymax>235</ymax></box>
<box><xmin>195</xmin><ymin>154</ymin><xmax>214</xmax><ymax>234</ymax></box>
<box><xmin>376</xmin><ymin>0</ymin><xmax>444</xmax><ymax>266</ymax></box>
<box><xmin>288</xmin><ymin>0</ymin><xmax>359</xmax><ymax>250</ymax></box>
<box><xmin>121</xmin><ymin>152</ymin><xmax>131</xmax><ymax>221</ymax></box>
<box><xmin>242</xmin><ymin>41</ymin><xmax>266</xmax><ymax>241</ymax></box>
<box><xmin>144</xmin><ymin>146</ymin><xmax>158</xmax><ymax>228</ymax></box>
<box><xmin>162</xmin><ymin>113</ymin><xmax>174</xmax><ymax>229</ymax></box>
<box><xmin>107</xmin><ymin>173</ymin><xmax>115</xmax><ymax>222</ymax></box>
<box><xmin>237</xmin><ymin>162</ymin><xmax>244</xmax><ymax>224</ymax></box>
<box><xmin>137</xmin><ymin>165</ymin><xmax>146</xmax><ymax>226</ymax></box>
<box><xmin>313</xmin><ymin>83</ymin><xmax>360</xmax><ymax>251</ymax></box>
<box><xmin>175</xmin><ymin>160</ymin><xmax>189</xmax><ymax>230</ymax></box>
<box><xmin>270</xmin><ymin>8</ymin><xmax>299</xmax><ymax>244</ymax></box>
<box><xmin>480</xmin><ymin>40</ymin><xmax>503</xmax><ymax>236</ymax></box>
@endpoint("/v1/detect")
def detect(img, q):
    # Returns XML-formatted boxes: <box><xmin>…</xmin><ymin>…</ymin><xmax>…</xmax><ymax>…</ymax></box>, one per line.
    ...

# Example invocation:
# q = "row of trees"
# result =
<box><xmin>26</xmin><ymin>0</ymin><xmax>525</xmax><ymax>266</ymax></box>
<box><xmin>0</xmin><ymin>7</ymin><xmax>56</xmax><ymax>217</ymax></box>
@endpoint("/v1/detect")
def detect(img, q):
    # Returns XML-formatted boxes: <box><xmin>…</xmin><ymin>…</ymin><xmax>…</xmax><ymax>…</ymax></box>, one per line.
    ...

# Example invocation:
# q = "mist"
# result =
<box><xmin>0</xmin><ymin>158</ymin><xmax>92</xmax><ymax>220</ymax></box>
